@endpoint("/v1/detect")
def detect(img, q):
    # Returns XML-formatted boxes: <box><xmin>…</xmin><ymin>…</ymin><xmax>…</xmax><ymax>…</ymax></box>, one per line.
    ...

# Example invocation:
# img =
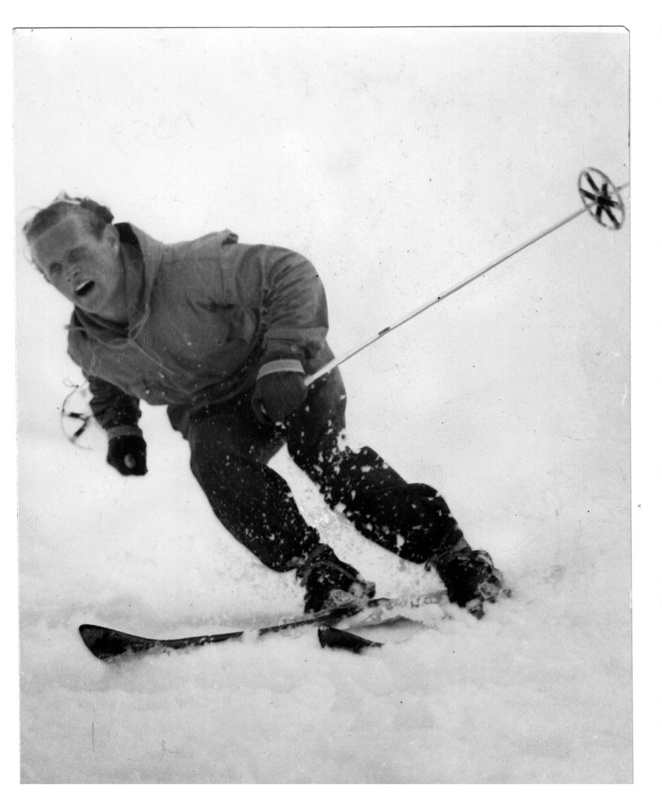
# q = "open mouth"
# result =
<box><xmin>75</xmin><ymin>280</ymin><xmax>95</xmax><ymax>298</ymax></box>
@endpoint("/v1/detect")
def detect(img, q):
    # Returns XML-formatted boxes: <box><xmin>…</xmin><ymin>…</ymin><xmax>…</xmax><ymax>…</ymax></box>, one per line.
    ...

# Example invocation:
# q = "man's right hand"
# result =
<box><xmin>107</xmin><ymin>434</ymin><xmax>148</xmax><ymax>476</ymax></box>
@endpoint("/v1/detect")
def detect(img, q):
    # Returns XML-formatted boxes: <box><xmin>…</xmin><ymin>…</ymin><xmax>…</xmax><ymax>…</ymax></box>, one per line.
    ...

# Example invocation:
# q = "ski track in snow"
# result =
<box><xmin>15</xmin><ymin>29</ymin><xmax>631</xmax><ymax>784</ymax></box>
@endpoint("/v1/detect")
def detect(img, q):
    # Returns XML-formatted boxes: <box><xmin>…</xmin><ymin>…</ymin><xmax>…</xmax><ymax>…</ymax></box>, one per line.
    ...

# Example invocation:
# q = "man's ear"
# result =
<box><xmin>104</xmin><ymin>223</ymin><xmax>120</xmax><ymax>253</ymax></box>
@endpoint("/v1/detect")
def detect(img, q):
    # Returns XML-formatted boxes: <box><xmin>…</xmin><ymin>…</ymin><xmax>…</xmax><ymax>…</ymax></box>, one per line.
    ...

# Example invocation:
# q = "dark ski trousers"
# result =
<box><xmin>174</xmin><ymin>367</ymin><xmax>464</xmax><ymax>572</ymax></box>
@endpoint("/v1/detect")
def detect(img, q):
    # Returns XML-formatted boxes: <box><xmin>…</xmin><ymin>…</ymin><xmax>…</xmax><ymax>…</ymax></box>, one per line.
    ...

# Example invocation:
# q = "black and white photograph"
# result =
<box><xmin>13</xmin><ymin>25</ymin><xmax>635</xmax><ymax>785</ymax></box>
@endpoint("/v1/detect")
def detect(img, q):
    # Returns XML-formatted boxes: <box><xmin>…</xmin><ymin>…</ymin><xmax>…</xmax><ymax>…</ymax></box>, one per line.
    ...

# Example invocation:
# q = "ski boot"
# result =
<box><xmin>427</xmin><ymin>542</ymin><xmax>510</xmax><ymax>619</ymax></box>
<box><xmin>295</xmin><ymin>543</ymin><xmax>376</xmax><ymax>614</ymax></box>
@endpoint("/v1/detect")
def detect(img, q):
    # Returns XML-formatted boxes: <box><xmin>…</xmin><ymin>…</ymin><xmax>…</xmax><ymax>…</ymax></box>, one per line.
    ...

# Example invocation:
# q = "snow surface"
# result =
<box><xmin>14</xmin><ymin>28</ymin><xmax>633</xmax><ymax>785</ymax></box>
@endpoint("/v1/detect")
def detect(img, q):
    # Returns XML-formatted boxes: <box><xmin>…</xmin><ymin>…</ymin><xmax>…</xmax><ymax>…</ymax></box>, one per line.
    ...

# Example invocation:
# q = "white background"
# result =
<box><xmin>7</xmin><ymin>12</ymin><xmax>660</xmax><ymax>798</ymax></box>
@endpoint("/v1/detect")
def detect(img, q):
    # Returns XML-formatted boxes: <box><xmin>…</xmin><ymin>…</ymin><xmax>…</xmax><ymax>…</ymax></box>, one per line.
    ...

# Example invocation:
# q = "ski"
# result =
<box><xmin>79</xmin><ymin>589</ymin><xmax>448</xmax><ymax>661</ymax></box>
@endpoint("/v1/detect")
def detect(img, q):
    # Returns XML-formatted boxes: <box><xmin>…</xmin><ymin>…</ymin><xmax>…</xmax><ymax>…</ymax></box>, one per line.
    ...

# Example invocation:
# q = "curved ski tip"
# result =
<box><xmin>78</xmin><ymin>623</ymin><xmax>105</xmax><ymax>645</ymax></box>
<box><xmin>79</xmin><ymin>624</ymin><xmax>117</xmax><ymax>660</ymax></box>
<box><xmin>78</xmin><ymin>623</ymin><xmax>149</xmax><ymax>661</ymax></box>
<box><xmin>318</xmin><ymin>625</ymin><xmax>382</xmax><ymax>653</ymax></box>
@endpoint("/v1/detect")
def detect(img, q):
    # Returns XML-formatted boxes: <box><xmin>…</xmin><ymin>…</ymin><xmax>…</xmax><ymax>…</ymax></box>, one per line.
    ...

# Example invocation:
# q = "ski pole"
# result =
<box><xmin>304</xmin><ymin>168</ymin><xmax>628</xmax><ymax>388</ymax></box>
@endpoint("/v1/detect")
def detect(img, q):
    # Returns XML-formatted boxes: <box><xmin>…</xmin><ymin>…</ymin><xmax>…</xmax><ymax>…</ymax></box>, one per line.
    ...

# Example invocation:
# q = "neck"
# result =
<box><xmin>77</xmin><ymin>304</ymin><xmax>129</xmax><ymax>330</ymax></box>
<box><xmin>97</xmin><ymin>306</ymin><xmax>129</xmax><ymax>325</ymax></box>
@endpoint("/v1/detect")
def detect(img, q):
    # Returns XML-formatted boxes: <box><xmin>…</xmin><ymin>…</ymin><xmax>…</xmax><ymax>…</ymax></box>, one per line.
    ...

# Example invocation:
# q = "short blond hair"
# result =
<box><xmin>23</xmin><ymin>192</ymin><xmax>114</xmax><ymax>243</ymax></box>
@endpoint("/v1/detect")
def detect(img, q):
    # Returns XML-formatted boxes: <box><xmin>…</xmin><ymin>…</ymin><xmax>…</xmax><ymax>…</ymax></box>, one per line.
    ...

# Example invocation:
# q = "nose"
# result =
<box><xmin>64</xmin><ymin>265</ymin><xmax>80</xmax><ymax>286</ymax></box>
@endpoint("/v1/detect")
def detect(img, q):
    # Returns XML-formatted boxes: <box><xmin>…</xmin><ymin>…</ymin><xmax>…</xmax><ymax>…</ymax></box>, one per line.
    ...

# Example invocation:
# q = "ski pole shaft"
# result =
<box><xmin>304</xmin><ymin>185</ymin><xmax>628</xmax><ymax>388</ymax></box>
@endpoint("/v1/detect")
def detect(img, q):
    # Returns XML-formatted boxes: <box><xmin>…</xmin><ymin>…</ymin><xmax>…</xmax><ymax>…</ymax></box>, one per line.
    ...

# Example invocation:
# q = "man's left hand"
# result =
<box><xmin>252</xmin><ymin>364</ymin><xmax>308</xmax><ymax>424</ymax></box>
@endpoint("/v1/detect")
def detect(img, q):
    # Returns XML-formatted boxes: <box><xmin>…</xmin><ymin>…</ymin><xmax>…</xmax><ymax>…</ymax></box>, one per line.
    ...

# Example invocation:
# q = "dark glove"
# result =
<box><xmin>107</xmin><ymin>434</ymin><xmax>148</xmax><ymax>476</ymax></box>
<box><xmin>252</xmin><ymin>359</ymin><xmax>308</xmax><ymax>424</ymax></box>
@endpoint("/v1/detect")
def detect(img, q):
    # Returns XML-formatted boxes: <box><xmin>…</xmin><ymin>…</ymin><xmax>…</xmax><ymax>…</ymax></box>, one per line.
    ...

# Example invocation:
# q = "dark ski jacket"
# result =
<box><xmin>66</xmin><ymin>223</ymin><xmax>332</xmax><ymax>437</ymax></box>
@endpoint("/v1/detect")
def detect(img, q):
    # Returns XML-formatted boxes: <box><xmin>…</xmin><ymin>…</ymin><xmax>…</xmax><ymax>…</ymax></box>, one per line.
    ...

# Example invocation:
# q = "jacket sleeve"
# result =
<box><xmin>85</xmin><ymin>373</ymin><xmax>143</xmax><ymax>438</ymax></box>
<box><xmin>257</xmin><ymin>250</ymin><xmax>329</xmax><ymax>365</ymax></box>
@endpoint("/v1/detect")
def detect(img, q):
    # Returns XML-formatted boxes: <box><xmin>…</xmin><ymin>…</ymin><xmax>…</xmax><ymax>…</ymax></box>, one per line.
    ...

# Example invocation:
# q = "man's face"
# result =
<box><xmin>30</xmin><ymin>214</ymin><xmax>127</xmax><ymax>322</ymax></box>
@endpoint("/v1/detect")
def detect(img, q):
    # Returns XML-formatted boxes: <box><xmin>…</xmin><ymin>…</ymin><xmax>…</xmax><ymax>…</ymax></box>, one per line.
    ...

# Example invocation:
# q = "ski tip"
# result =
<box><xmin>79</xmin><ymin>624</ymin><xmax>121</xmax><ymax>661</ymax></box>
<box><xmin>318</xmin><ymin>625</ymin><xmax>383</xmax><ymax>654</ymax></box>
<box><xmin>79</xmin><ymin>623</ymin><xmax>154</xmax><ymax>661</ymax></box>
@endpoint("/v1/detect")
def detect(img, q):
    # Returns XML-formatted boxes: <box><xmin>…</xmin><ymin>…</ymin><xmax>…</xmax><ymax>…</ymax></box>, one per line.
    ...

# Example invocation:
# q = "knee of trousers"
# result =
<box><xmin>187</xmin><ymin>447</ymin><xmax>273</xmax><ymax>517</ymax></box>
<box><xmin>187</xmin><ymin>447</ymin><xmax>320</xmax><ymax>573</ymax></box>
<box><xmin>189</xmin><ymin>446</ymin><xmax>239</xmax><ymax>484</ymax></box>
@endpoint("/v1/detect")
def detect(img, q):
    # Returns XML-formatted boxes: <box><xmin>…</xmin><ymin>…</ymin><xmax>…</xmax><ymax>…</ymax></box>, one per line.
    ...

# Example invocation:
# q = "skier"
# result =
<box><xmin>24</xmin><ymin>193</ymin><xmax>509</xmax><ymax>618</ymax></box>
